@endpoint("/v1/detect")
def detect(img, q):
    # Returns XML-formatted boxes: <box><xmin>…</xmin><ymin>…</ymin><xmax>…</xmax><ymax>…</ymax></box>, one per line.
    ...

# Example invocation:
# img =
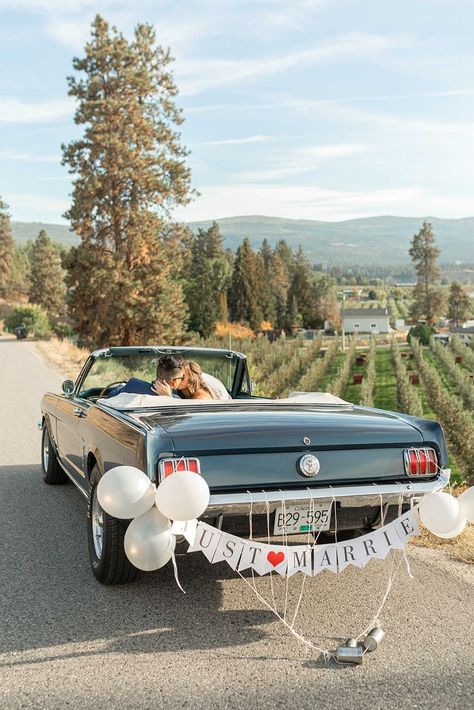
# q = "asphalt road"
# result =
<box><xmin>0</xmin><ymin>336</ymin><xmax>473</xmax><ymax>709</ymax></box>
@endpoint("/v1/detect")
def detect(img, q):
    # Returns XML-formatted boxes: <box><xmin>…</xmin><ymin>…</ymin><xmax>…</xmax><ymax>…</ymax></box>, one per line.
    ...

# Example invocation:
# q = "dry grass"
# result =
<box><xmin>35</xmin><ymin>337</ymin><xmax>88</xmax><ymax>380</ymax></box>
<box><xmin>411</xmin><ymin>525</ymin><xmax>474</xmax><ymax>565</ymax></box>
<box><xmin>410</xmin><ymin>486</ymin><xmax>474</xmax><ymax>564</ymax></box>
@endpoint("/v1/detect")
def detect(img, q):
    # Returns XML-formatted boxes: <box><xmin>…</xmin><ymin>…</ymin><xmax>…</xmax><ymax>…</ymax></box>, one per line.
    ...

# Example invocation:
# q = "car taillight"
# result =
<box><xmin>159</xmin><ymin>457</ymin><xmax>201</xmax><ymax>480</ymax></box>
<box><xmin>404</xmin><ymin>448</ymin><xmax>438</xmax><ymax>477</ymax></box>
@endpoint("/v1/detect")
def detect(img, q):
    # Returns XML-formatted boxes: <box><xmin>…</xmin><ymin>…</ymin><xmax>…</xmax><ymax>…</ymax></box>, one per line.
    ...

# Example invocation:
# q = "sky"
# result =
<box><xmin>1</xmin><ymin>0</ymin><xmax>474</xmax><ymax>224</ymax></box>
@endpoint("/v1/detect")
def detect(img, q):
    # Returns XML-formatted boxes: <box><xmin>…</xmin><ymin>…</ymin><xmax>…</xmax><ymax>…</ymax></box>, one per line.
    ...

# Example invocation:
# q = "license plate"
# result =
<box><xmin>273</xmin><ymin>502</ymin><xmax>331</xmax><ymax>535</ymax></box>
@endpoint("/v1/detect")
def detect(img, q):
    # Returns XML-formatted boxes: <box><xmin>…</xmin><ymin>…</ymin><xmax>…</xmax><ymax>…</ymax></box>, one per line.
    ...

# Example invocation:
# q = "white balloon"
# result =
<box><xmin>458</xmin><ymin>486</ymin><xmax>474</xmax><ymax>524</ymax></box>
<box><xmin>432</xmin><ymin>518</ymin><xmax>467</xmax><ymax>539</ymax></box>
<box><xmin>418</xmin><ymin>492</ymin><xmax>462</xmax><ymax>536</ymax></box>
<box><xmin>97</xmin><ymin>466</ymin><xmax>155</xmax><ymax>519</ymax></box>
<box><xmin>155</xmin><ymin>470</ymin><xmax>210</xmax><ymax>521</ymax></box>
<box><xmin>124</xmin><ymin>507</ymin><xmax>174</xmax><ymax>571</ymax></box>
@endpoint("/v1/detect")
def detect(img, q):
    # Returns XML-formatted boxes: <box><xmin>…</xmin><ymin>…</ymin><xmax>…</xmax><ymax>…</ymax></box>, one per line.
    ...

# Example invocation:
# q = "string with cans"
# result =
<box><xmin>95</xmin><ymin>464</ymin><xmax>474</xmax><ymax>665</ymax></box>
<box><xmin>234</xmin><ymin>483</ymin><xmax>403</xmax><ymax>665</ymax></box>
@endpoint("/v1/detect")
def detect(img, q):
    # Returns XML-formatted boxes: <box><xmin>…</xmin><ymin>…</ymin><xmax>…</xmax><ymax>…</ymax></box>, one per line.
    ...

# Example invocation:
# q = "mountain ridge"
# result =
<box><xmin>12</xmin><ymin>214</ymin><xmax>474</xmax><ymax>266</ymax></box>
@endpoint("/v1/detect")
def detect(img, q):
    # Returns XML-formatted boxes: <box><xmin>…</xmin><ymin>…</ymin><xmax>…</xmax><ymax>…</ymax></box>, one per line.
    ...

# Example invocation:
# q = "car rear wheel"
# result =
<box><xmin>41</xmin><ymin>426</ymin><xmax>68</xmax><ymax>484</ymax></box>
<box><xmin>87</xmin><ymin>466</ymin><xmax>138</xmax><ymax>585</ymax></box>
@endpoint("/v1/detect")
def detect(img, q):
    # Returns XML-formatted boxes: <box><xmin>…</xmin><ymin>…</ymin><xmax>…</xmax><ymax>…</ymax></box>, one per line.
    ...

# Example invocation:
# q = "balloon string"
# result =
<box><xmin>290</xmin><ymin>490</ymin><xmax>315</xmax><ymax>630</ymax></box>
<box><xmin>171</xmin><ymin>549</ymin><xmax>186</xmax><ymax>594</ymax></box>
<box><xmin>263</xmin><ymin>490</ymin><xmax>278</xmax><ymax>613</ymax></box>
<box><xmin>235</xmin><ymin>567</ymin><xmax>333</xmax><ymax>662</ymax></box>
<box><xmin>278</xmin><ymin>489</ymin><xmax>291</xmax><ymax>622</ymax></box>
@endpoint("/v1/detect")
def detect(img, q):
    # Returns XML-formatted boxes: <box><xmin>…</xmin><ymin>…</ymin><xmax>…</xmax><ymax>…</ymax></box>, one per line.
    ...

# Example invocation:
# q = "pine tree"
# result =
<box><xmin>257</xmin><ymin>239</ymin><xmax>276</xmax><ymax>324</ymax></box>
<box><xmin>62</xmin><ymin>16</ymin><xmax>192</xmax><ymax>346</ymax></box>
<box><xmin>30</xmin><ymin>230</ymin><xmax>66</xmax><ymax>318</ymax></box>
<box><xmin>286</xmin><ymin>246</ymin><xmax>315</xmax><ymax>327</ymax></box>
<box><xmin>185</xmin><ymin>223</ymin><xmax>231</xmax><ymax>336</ymax></box>
<box><xmin>270</xmin><ymin>252</ymin><xmax>290</xmax><ymax>329</ymax></box>
<box><xmin>229</xmin><ymin>238</ymin><xmax>262</xmax><ymax>328</ymax></box>
<box><xmin>409</xmin><ymin>221</ymin><xmax>445</xmax><ymax>324</ymax></box>
<box><xmin>11</xmin><ymin>246</ymin><xmax>31</xmax><ymax>296</ymax></box>
<box><xmin>448</xmin><ymin>281</ymin><xmax>471</xmax><ymax>326</ymax></box>
<box><xmin>0</xmin><ymin>198</ymin><xmax>15</xmax><ymax>297</ymax></box>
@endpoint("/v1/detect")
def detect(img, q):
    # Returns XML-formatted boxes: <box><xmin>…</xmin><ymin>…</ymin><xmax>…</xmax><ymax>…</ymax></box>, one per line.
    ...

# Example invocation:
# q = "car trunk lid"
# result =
<box><xmin>133</xmin><ymin>403</ymin><xmax>426</xmax><ymax>491</ymax></box>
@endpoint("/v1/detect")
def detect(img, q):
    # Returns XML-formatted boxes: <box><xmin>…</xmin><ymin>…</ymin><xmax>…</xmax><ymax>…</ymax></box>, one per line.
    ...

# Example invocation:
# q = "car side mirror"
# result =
<box><xmin>62</xmin><ymin>379</ymin><xmax>75</xmax><ymax>395</ymax></box>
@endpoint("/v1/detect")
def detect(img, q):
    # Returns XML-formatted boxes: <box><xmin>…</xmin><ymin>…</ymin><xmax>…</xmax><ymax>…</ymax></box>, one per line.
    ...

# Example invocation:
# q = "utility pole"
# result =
<box><xmin>338</xmin><ymin>291</ymin><xmax>346</xmax><ymax>351</ymax></box>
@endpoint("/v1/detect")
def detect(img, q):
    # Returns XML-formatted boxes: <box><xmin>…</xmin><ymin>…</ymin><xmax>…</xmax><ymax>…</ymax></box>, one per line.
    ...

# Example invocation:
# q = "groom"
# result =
<box><xmin>105</xmin><ymin>354</ymin><xmax>186</xmax><ymax>398</ymax></box>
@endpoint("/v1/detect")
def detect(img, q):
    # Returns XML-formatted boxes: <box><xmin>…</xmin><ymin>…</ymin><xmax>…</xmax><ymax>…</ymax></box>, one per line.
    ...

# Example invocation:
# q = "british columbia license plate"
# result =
<box><xmin>273</xmin><ymin>502</ymin><xmax>331</xmax><ymax>535</ymax></box>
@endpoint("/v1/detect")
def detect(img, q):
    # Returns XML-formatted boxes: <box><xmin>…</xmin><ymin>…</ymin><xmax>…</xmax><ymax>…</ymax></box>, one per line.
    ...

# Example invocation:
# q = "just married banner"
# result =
<box><xmin>186</xmin><ymin>509</ymin><xmax>420</xmax><ymax>577</ymax></box>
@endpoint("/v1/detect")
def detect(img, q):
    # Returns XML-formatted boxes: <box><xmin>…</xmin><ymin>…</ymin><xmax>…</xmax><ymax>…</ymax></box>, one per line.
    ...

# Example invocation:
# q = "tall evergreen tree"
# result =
<box><xmin>286</xmin><ymin>246</ymin><xmax>315</xmax><ymax>327</ymax></box>
<box><xmin>185</xmin><ymin>223</ymin><xmax>231</xmax><ymax>336</ymax></box>
<box><xmin>260</xmin><ymin>238</ymin><xmax>273</xmax><ymax>271</ymax></box>
<box><xmin>257</xmin><ymin>239</ymin><xmax>276</xmax><ymax>324</ymax></box>
<box><xmin>229</xmin><ymin>238</ymin><xmax>262</xmax><ymax>328</ymax></box>
<box><xmin>30</xmin><ymin>230</ymin><xmax>66</xmax><ymax>318</ymax></box>
<box><xmin>448</xmin><ymin>281</ymin><xmax>471</xmax><ymax>326</ymax></box>
<box><xmin>62</xmin><ymin>16</ymin><xmax>192</xmax><ymax>346</ymax></box>
<box><xmin>409</xmin><ymin>221</ymin><xmax>445</xmax><ymax>324</ymax></box>
<box><xmin>0</xmin><ymin>198</ymin><xmax>15</xmax><ymax>297</ymax></box>
<box><xmin>270</xmin><ymin>251</ymin><xmax>290</xmax><ymax>329</ymax></box>
<box><xmin>11</xmin><ymin>246</ymin><xmax>31</xmax><ymax>297</ymax></box>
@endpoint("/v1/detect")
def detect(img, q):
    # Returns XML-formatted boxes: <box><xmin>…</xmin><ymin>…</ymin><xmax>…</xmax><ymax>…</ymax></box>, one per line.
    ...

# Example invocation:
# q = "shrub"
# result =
<box><xmin>411</xmin><ymin>338</ymin><xmax>474</xmax><ymax>484</ymax></box>
<box><xmin>327</xmin><ymin>338</ymin><xmax>357</xmax><ymax>398</ymax></box>
<box><xmin>430</xmin><ymin>337</ymin><xmax>474</xmax><ymax>411</ymax></box>
<box><xmin>407</xmin><ymin>324</ymin><xmax>435</xmax><ymax>345</ymax></box>
<box><xmin>262</xmin><ymin>336</ymin><xmax>323</xmax><ymax>398</ymax></box>
<box><xmin>51</xmin><ymin>321</ymin><xmax>76</xmax><ymax>340</ymax></box>
<box><xmin>359</xmin><ymin>337</ymin><xmax>377</xmax><ymax>407</ymax></box>
<box><xmin>214</xmin><ymin>321</ymin><xmax>255</xmax><ymax>339</ymax></box>
<box><xmin>4</xmin><ymin>304</ymin><xmax>51</xmax><ymax>338</ymax></box>
<box><xmin>391</xmin><ymin>339</ymin><xmax>423</xmax><ymax>416</ymax></box>
<box><xmin>299</xmin><ymin>339</ymin><xmax>338</xmax><ymax>392</ymax></box>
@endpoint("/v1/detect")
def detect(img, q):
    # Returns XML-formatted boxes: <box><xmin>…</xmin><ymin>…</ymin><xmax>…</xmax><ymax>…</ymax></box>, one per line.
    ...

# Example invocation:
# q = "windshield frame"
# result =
<box><xmin>72</xmin><ymin>346</ymin><xmax>247</xmax><ymax>400</ymax></box>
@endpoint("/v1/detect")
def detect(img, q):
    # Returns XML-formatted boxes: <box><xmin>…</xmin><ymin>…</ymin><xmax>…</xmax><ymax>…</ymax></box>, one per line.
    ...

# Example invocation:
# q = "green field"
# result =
<box><xmin>238</xmin><ymin>336</ymin><xmax>469</xmax><ymax>485</ymax></box>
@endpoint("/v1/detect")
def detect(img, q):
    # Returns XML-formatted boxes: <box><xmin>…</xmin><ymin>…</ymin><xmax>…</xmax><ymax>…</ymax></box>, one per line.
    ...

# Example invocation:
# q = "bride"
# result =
<box><xmin>153</xmin><ymin>360</ymin><xmax>229</xmax><ymax>400</ymax></box>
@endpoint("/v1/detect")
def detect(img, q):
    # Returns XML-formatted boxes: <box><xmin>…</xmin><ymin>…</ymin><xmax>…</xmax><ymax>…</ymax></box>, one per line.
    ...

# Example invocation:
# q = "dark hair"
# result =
<box><xmin>156</xmin><ymin>354</ymin><xmax>185</xmax><ymax>382</ymax></box>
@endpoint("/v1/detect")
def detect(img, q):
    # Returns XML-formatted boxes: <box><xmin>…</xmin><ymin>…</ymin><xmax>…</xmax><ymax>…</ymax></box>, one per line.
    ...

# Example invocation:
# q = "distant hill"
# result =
<box><xmin>12</xmin><ymin>215</ymin><xmax>474</xmax><ymax>266</ymax></box>
<box><xmin>12</xmin><ymin>222</ymin><xmax>78</xmax><ymax>248</ymax></box>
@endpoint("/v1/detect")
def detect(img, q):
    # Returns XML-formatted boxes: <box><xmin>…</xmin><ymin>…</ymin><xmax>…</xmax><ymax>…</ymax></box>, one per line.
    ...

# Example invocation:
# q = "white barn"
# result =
<box><xmin>343</xmin><ymin>308</ymin><xmax>390</xmax><ymax>334</ymax></box>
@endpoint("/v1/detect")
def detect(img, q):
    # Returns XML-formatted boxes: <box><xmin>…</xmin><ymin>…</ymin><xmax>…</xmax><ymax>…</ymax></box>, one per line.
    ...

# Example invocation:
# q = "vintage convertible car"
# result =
<box><xmin>40</xmin><ymin>345</ymin><xmax>450</xmax><ymax>584</ymax></box>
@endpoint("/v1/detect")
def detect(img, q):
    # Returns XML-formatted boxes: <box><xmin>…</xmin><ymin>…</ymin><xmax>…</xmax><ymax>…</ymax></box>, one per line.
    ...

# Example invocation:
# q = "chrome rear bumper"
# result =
<box><xmin>206</xmin><ymin>469</ymin><xmax>450</xmax><ymax>516</ymax></box>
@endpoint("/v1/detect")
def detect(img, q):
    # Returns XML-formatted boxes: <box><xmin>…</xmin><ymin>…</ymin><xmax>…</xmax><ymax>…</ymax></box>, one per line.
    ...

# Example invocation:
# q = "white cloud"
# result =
<box><xmin>0</xmin><ymin>149</ymin><xmax>60</xmax><ymax>163</ymax></box>
<box><xmin>186</xmin><ymin>87</ymin><xmax>474</xmax><ymax>114</ymax></box>
<box><xmin>176</xmin><ymin>182</ymin><xmax>474</xmax><ymax>222</ymax></box>
<box><xmin>46</xmin><ymin>13</ymin><xmax>210</xmax><ymax>52</ymax></box>
<box><xmin>177</xmin><ymin>32</ymin><xmax>404</xmax><ymax>96</ymax></box>
<box><xmin>235</xmin><ymin>143</ymin><xmax>371</xmax><ymax>181</ymax></box>
<box><xmin>194</xmin><ymin>135</ymin><xmax>276</xmax><ymax>146</ymax></box>
<box><xmin>319</xmin><ymin>103</ymin><xmax>474</xmax><ymax>137</ymax></box>
<box><xmin>0</xmin><ymin>0</ymin><xmax>120</xmax><ymax>12</ymax></box>
<box><xmin>6</xmin><ymin>193</ymin><xmax>70</xmax><ymax>221</ymax></box>
<box><xmin>238</xmin><ymin>0</ymin><xmax>328</xmax><ymax>36</ymax></box>
<box><xmin>0</xmin><ymin>98</ymin><xmax>73</xmax><ymax>123</ymax></box>
<box><xmin>46</xmin><ymin>15</ymin><xmax>91</xmax><ymax>50</ymax></box>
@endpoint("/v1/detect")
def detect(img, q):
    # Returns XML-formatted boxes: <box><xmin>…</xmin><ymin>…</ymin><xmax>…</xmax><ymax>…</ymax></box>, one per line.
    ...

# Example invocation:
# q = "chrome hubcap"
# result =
<box><xmin>43</xmin><ymin>431</ymin><xmax>50</xmax><ymax>470</ymax></box>
<box><xmin>92</xmin><ymin>488</ymin><xmax>104</xmax><ymax>559</ymax></box>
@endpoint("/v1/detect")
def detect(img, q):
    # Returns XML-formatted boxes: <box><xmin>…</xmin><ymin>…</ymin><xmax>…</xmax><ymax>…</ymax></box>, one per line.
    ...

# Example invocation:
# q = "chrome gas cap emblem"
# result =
<box><xmin>297</xmin><ymin>454</ymin><xmax>320</xmax><ymax>477</ymax></box>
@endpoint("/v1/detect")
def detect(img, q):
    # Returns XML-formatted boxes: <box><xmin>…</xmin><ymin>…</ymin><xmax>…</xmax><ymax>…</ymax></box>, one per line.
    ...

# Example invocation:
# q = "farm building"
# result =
<box><xmin>449</xmin><ymin>325</ymin><xmax>474</xmax><ymax>344</ymax></box>
<box><xmin>343</xmin><ymin>308</ymin><xmax>390</xmax><ymax>334</ymax></box>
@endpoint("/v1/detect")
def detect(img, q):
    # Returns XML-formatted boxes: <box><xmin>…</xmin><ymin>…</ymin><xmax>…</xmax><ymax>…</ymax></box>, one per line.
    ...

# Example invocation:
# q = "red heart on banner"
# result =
<box><xmin>267</xmin><ymin>550</ymin><xmax>285</xmax><ymax>567</ymax></box>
